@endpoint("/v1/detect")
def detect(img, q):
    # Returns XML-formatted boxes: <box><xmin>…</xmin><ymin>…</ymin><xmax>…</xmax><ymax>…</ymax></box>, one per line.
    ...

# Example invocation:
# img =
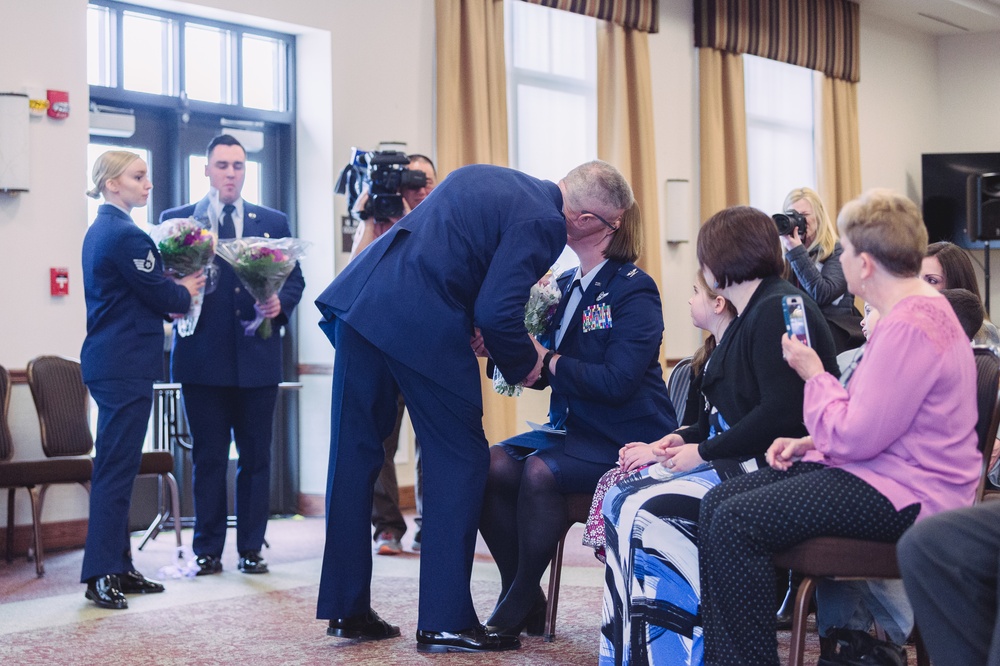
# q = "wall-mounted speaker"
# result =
<box><xmin>967</xmin><ymin>172</ymin><xmax>1000</xmax><ymax>241</ymax></box>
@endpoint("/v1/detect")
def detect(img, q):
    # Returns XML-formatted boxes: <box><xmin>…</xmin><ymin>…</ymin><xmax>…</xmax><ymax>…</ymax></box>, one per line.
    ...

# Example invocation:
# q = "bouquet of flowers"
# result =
<box><xmin>149</xmin><ymin>217</ymin><xmax>216</xmax><ymax>337</ymax></box>
<box><xmin>216</xmin><ymin>236</ymin><xmax>309</xmax><ymax>339</ymax></box>
<box><xmin>494</xmin><ymin>266</ymin><xmax>562</xmax><ymax>397</ymax></box>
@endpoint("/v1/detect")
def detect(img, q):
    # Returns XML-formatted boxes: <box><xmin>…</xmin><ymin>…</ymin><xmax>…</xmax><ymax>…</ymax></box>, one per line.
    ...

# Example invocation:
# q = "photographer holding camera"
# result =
<box><xmin>777</xmin><ymin>187</ymin><xmax>864</xmax><ymax>352</ymax></box>
<box><xmin>341</xmin><ymin>152</ymin><xmax>436</xmax><ymax>556</ymax></box>
<box><xmin>349</xmin><ymin>153</ymin><xmax>436</xmax><ymax>260</ymax></box>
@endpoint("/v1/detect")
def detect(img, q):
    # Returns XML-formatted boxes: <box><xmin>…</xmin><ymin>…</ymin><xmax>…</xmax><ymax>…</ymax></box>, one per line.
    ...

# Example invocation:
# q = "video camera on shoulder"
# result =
<box><xmin>772</xmin><ymin>210</ymin><xmax>807</xmax><ymax>238</ymax></box>
<box><xmin>335</xmin><ymin>145</ymin><xmax>428</xmax><ymax>223</ymax></box>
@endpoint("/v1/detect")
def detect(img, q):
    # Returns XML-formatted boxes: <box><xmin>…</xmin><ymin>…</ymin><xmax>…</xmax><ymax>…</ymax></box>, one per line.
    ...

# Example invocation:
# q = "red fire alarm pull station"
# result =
<box><xmin>50</xmin><ymin>267</ymin><xmax>69</xmax><ymax>296</ymax></box>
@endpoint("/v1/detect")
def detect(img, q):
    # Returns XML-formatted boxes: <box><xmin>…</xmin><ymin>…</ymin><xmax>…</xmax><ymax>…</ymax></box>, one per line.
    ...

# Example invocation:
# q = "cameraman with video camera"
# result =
<box><xmin>349</xmin><ymin>153</ymin><xmax>436</xmax><ymax>260</ymax></box>
<box><xmin>776</xmin><ymin>187</ymin><xmax>864</xmax><ymax>353</ymax></box>
<box><xmin>340</xmin><ymin>151</ymin><xmax>436</xmax><ymax>556</ymax></box>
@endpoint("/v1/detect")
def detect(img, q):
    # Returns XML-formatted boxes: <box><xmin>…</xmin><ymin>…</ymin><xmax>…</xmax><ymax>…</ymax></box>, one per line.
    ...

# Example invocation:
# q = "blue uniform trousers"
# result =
<box><xmin>316</xmin><ymin>319</ymin><xmax>489</xmax><ymax>631</ymax></box>
<box><xmin>80</xmin><ymin>378</ymin><xmax>152</xmax><ymax>583</ymax></box>
<box><xmin>182</xmin><ymin>383</ymin><xmax>278</xmax><ymax>557</ymax></box>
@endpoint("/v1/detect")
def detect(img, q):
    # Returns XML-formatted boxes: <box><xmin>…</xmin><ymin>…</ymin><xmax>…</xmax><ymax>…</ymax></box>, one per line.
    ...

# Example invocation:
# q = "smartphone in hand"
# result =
<box><xmin>782</xmin><ymin>295</ymin><xmax>811</xmax><ymax>347</ymax></box>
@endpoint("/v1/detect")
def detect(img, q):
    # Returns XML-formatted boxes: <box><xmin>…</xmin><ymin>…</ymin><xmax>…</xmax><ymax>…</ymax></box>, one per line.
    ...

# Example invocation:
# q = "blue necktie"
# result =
<box><xmin>219</xmin><ymin>204</ymin><xmax>236</xmax><ymax>239</ymax></box>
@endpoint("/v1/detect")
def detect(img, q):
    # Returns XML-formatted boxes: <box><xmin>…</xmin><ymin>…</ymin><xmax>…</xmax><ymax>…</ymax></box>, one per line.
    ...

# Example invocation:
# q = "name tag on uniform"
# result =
<box><xmin>582</xmin><ymin>303</ymin><xmax>612</xmax><ymax>332</ymax></box>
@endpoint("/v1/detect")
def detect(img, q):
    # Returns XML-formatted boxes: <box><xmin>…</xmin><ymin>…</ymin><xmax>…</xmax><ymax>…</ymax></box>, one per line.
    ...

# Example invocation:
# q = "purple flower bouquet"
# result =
<box><xmin>149</xmin><ymin>217</ymin><xmax>216</xmax><ymax>336</ymax></box>
<box><xmin>216</xmin><ymin>237</ymin><xmax>308</xmax><ymax>339</ymax></box>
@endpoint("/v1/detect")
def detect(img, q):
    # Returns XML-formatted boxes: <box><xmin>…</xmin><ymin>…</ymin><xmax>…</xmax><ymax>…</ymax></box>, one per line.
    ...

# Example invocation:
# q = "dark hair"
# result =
<box><xmin>605</xmin><ymin>200</ymin><xmax>642</xmax><ymax>263</ymax></box>
<box><xmin>941</xmin><ymin>288</ymin><xmax>985</xmax><ymax>341</ymax></box>
<box><xmin>408</xmin><ymin>153</ymin><xmax>436</xmax><ymax>175</ymax></box>
<box><xmin>927</xmin><ymin>241</ymin><xmax>982</xmax><ymax>301</ymax></box>
<box><xmin>697</xmin><ymin>206</ymin><xmax>784</xmax><ymax>288</ymax></box>
<box><xmin>838</xmin><ymin>189</ymin><xmax>926</xmax><ymax>277</ymax></box>
<box><xmin>206</xmin><ymin>134</ymin><xmax>246</xmax><ymax>159</ymax></box>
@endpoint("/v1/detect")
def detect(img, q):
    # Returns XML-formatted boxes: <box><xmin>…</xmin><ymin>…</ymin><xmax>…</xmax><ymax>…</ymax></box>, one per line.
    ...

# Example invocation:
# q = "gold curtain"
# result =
<box><xmin>435</xmin><ymin>0</ymin><xmax>509</xmax><ymax>175</ymax></box>
<box><xmin>818</xmin><ymin>75</ymin><xmax>862</xmax><ymax>217</ymax></box>
<box><xmin>698</xmin><ymin>48</ymin><xmax>749</xmax><ymax>222</ymax></box>
<box><xmin>435</xmin><ymin>0</ymin><xmax>516</xmax><ymax>443</ymax></box>
<box><xmin>597</xmin><ymin>22</ymin><xmax>662</xmax><ymax>282</ymax></box>
<box><xmin>520</xmin><ymin>0</ymin><xmax>659</xmax><ymax>32</ymax></box>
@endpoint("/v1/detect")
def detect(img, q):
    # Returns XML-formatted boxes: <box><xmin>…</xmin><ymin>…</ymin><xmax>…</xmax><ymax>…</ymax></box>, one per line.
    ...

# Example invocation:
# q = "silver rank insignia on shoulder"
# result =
<box><xmin>248</xmin><ymin>212</ymin><xmax>257</xmax><ymax>220</ymax></box>
<box><xmin>626</xmin><ymin>267</ymin><xmax>638</xmax><ymax>278</ymax></box>
<box><xmin>133</xmin><ymin>250</ymin><xmax>155</xmax><ymax>273</ymax></box>
<box><xmin>596</xmin><ymin>291</ymin><xmax>609</xmax><ymax>302</ymax></box>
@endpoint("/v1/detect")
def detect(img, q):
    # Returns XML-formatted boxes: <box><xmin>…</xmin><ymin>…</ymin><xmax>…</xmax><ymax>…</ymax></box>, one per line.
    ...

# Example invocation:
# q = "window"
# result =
<box><xmin>505</xmin><ymin>0</ymin><xmax>597</xmax><ymax>182</ymax></box>
<box><xmin>184</xmin><ymin>24</ymin><xmax>232</xmax><ymax>104</ymax></box>
<box><xmin>87</xmin><ymin>1</ymin><xmax>292</xmax><ymax>116</ymax></box>
<box><xmin>506</xmin><ymin>0</ymin><xmax>597</xmax><ymax>271</ymax></box>
<box><xmin>744</xmin><ymin>54</ymin><xmax>817</xmax><ymax>214</ymax></box>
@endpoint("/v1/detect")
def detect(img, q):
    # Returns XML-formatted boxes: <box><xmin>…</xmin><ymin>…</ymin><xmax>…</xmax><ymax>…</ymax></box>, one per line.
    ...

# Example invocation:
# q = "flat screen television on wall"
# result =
<box><xmin>922</xmin><ymin>152</ymin><xmax>1000</xmax><ymax>250</ymax></box>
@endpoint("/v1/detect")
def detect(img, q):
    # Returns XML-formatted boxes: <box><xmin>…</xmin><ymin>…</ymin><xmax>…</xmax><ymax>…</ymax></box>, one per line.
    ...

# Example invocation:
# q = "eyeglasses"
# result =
<box><xmin>582</xmin><ymin>210</ymin><xmax>617</xmax><ymax>232</ymax></box>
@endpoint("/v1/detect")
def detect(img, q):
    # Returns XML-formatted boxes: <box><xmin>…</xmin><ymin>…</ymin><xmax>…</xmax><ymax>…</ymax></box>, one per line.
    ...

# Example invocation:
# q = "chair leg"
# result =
<box><xmin>544</xmin><ymin>534</ymin><xmax>567</xmax><ymax>642</ymax></box>
<box><xmin>165</xmin><ymin>471</ymin><xmax>183</xmax><ymax>557</ymax></box>
<box><xmin>787</xmin><ymin>575</ymin><xmax>817</xmax><ymax>666</ymax></box>
<box><xmin>6</xmin><ymin>487</ymin><xmax>14</xmax><ymax>564</ymax></box>
<box><xmin>25</xmin><ymin>487</ymin><xmax>45</xmax><ymax>577</ymax></box>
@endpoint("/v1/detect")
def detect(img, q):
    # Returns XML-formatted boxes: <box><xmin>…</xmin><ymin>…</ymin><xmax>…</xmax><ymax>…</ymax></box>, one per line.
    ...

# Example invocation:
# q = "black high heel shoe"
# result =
<box><xmin>488</xmin><ymin>591</ymin><xmax>548</xmax><ymax>637</ymax></box>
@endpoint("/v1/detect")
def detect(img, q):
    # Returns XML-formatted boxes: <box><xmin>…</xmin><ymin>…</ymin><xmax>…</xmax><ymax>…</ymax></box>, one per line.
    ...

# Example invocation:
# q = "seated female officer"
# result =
<box><xmin>477</xmin><ymin>202</ymin><xmax>678</xmax><ymax>637</ymax></box>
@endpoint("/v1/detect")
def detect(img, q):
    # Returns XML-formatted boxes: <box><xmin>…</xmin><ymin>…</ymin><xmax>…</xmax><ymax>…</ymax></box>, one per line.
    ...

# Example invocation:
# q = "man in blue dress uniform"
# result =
<box><xmin>314</xmin><ymin>160</ymin><xmax>634</xmax><ymax>652</ymax></box>
<box><xmin>160</xmin><ymin>135</ymin><xmax>304</xmax><ymax>577</ymax></box>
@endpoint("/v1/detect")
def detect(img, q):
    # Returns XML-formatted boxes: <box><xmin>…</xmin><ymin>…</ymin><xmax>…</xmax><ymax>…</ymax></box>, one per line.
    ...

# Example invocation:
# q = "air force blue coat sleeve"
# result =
<box><xmin>476</xmin><ymin>217</ymin><xmax>566</xmax><ymax>385</ymax></box>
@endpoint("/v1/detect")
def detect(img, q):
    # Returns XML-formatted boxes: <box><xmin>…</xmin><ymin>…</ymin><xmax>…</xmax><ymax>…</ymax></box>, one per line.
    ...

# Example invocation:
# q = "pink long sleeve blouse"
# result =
<box><xmin>801</xmin><ymin>295</ymin><xmax>981</xmax><ymax>520</ymax></box>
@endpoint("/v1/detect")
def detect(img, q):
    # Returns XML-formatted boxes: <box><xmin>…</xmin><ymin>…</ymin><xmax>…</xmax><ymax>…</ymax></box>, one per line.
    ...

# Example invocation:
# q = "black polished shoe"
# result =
<box><xmin>416</xmin><ymin>625</ymin><xmax>521</xmax><ymax>653</ymax></box>
<box><xmin>237</xmin><ymin>550</ymin><xmax>269</xmax><ymax>574</ymax></box>
<box><xmin>327</xmin><ymin>608</ymin><xmax>401</xmax><ymax>640</ymax></box>
<box><xmin>194</xmin><ymin>555</ymin><xmax>223</xmax><ymax>576</ymax></box>
<box><xmin>119</xmin><ymin>569</ymin><xmax>165</xmax><ymax>594</ymax></box>
<box><xmin>85</xmin><ymin>574</ymin><xmax>128</xmax><ymax>610</ymax></box>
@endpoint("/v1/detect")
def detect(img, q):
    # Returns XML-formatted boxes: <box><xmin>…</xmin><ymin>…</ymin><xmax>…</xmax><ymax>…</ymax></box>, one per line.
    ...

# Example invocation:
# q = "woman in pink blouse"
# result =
<box><xmin>697</xmin><ymin>188</ymin><xmax>982</xmax><ymax>666</ymax></box>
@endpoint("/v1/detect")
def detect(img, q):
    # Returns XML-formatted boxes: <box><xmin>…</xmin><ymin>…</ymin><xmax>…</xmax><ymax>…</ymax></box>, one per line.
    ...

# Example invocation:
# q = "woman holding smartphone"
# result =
<box><xmin>599</xmin><ymin>206</ymin><xmax>839</xmax><ymax>666</ymax></box>
<box><xmin>698</xmin><ymin>189</ymin><xmax>981</xmax><ymax>666</ymax></box>
<box><xmin>80</xmin><ymin>150</ymin><xmax>204</xmax><ymax>609</ymax></box>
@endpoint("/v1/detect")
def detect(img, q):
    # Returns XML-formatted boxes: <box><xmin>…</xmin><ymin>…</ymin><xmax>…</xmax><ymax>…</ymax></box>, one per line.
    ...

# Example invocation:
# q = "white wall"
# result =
<box><xmin>856</xmin><ymin>10</ymin><xmax>940</xmax><ymax>203</ymax></box>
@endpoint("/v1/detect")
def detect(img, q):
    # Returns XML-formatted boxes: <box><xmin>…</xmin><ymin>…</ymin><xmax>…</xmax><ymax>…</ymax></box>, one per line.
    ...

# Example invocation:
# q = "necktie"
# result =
<box><xmin>554</xmin><ymin>279</ymin><xmax>582</xmax><ymax>349</ymax></box>
<box><xmin>219</xmin><ymin>204</ymin><xmax>236</xmax><ymax>239</ymax></box>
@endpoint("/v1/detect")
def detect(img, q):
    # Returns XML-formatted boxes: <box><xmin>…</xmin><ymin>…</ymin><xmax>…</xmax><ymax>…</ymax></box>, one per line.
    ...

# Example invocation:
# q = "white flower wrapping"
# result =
<box><xmin>493</xmin><ymin>267</ymin><xmax>562</xmax><ymax>397</ymax></box>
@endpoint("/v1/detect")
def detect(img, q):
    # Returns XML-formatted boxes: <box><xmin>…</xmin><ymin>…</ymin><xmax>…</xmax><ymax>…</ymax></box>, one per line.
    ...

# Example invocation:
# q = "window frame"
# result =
<box><xmin>88</xmin><ymin>0</ymin><xmax>294</xmax><ymax>125</ymax></box>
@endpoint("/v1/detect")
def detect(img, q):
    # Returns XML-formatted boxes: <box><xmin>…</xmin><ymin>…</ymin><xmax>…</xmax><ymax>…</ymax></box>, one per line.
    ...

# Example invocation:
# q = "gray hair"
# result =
<box><xmin>563</xmin><ymin>160</ymin><xmax>633</xmax><ymax>219</ymax></box>
<box><xmin>87</xmin><ymin>150</ymin><xmax>141</xmax><ymax>199</ymax></box>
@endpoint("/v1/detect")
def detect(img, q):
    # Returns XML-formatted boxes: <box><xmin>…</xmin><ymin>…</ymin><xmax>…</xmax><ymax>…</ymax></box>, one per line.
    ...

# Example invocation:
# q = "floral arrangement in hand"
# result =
<box><xmin>493</xmin><ymin>267</ymin><xmax>562</xmax><ymax>397</ymax></box>
<box><xmin>216</xmin><ymin>237</ymin><xmax>308</xmax><ymax>339</ymax></box>
<box><xmin>149</xmin><ymin>217</ymin><xmax>216</xmax><ymax>337</ymax></box>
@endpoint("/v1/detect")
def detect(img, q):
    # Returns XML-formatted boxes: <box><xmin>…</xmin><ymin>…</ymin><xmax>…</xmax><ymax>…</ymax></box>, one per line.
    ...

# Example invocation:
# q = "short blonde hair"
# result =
<box><xmin>783</xmin><ymin>187</ymin><xmax>837</xmax><ymax>261</ymax></box>
<box><xmin>87</xmin><ymin>150</ymin><xmax>141</xmax><ymax>199</ymax></box>
<box><xmin>563</xmin><ymin>160</ymin><xmax>633</xmax><ymax>219</ymax></box>
<box><xmin>838</xmin><ymin>189</ymin><xmax>927</xmax><ymax>277</ymax></box>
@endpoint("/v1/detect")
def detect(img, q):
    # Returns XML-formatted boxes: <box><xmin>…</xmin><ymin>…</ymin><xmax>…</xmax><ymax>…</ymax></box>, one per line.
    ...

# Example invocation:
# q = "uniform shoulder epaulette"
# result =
<box><xmin>620</xmin><ymin>264</ymin><xmax>640</xmax><ymax>279</ymax></box>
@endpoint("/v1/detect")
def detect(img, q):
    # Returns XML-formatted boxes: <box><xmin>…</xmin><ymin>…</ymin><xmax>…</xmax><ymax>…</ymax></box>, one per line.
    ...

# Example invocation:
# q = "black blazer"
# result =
<box><xmin>683</xmin><ymin>276</ymin><xmax>840</xmax><ymax>461</ymax></box>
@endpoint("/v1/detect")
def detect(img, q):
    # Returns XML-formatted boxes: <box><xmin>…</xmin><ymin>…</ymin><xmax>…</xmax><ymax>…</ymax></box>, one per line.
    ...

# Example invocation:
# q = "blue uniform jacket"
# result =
<box><xmin>315</xmin><ymin>164</ymin><xmax>567</xmax><ymax>408</ymax></box>
<box><xmin>81</xmin><ymin>204</ymin><xmax>192</xmax><ymax>383</ymax></box>
<box><xmin>541</xmin><ymin>262</ymin><xmax>678</xmax><ymax>464</ymax></box>
<box><xmin>160</xmin><ymin>197</ymin><xmax>305</xmax><ymax>387</ymax></box>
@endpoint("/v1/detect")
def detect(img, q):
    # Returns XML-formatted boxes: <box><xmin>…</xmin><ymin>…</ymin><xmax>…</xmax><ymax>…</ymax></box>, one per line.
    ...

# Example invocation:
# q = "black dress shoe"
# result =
<box><xmin>119</xmin><ymin>569</ymin><xmax>165</xmax><ymax>594</ymax></box>
<box><xmin>416</xmin><ymin>625</ymin><xmax>521</xmax><ymax>653</ymax></box>
<box><xmin>486</xmin><ymin>588</ymin><xmax>548</xmax><ymax>637</ymax></box>
<box><xmin>85</xmin><ymin>575</ymin><xmax>128</xmax><ymax>610</ymax></box>
<box><xmin>327</xmin><ymin>608</ymin><xmax>401</xmax><ymax>640</ymax></box>
<box><xmin>237</xmin><ymin>550</ymin><xmax>269</xmax><ymax>574</ymax></box>
<box><xmin>194</xmin><ymin>555</ymin><xmax>223</xmax><ymax>576</ymax></box>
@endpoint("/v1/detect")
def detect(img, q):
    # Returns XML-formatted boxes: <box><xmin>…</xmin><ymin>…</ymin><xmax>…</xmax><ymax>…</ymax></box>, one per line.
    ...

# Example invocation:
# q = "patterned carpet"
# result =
<box><xmin>0</xmin><ymin>516</ymin><xmax>822</xmax><ymax>664</ymax></box>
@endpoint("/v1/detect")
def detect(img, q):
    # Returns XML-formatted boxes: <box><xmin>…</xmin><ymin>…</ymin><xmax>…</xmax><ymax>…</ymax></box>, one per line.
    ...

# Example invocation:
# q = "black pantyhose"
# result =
<box><xmin>479</xmin><ymin>447</ymin><xmax>568</xmax><ymax>631</ymax></box>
